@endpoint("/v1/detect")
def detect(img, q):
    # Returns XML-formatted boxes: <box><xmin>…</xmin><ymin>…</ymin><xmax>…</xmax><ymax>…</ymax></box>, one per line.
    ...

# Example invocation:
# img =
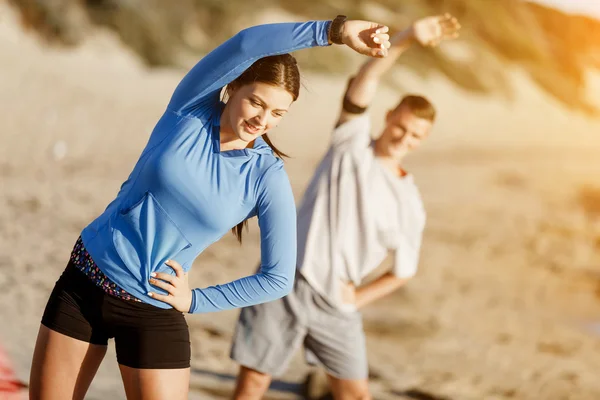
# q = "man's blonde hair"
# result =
<box><xmin>394</xmin><ymin>95</ymin><xmax>436</xmax><ymax>122</ymax></box>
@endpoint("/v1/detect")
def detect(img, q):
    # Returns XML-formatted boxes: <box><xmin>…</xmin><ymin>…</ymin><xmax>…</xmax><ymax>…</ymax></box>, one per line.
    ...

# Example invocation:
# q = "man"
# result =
<box><xmin>230</xmin><ymin>14</ymin><xmax>460</xmax><ymax>400</ymax></box>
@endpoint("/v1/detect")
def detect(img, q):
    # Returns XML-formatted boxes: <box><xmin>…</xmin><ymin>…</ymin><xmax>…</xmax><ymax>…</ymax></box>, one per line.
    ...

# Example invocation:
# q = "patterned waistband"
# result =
<box><xmin>70</xmin><ymin>237</ymin><xmax>142</xmax><ymax>303</ymax></box>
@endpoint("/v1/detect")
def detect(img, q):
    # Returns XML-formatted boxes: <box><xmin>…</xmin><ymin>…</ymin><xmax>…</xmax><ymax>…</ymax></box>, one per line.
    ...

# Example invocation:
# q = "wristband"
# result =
<box><xmin>329</xmin><ymin>15</ymin><xmax>347</xmax><ymax>45</ymax></box>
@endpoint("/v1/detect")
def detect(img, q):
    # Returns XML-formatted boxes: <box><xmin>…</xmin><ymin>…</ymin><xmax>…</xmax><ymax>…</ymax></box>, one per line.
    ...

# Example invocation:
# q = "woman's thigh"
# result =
<box><xmin>31</xmin><ymin>263</ymin><xmax>110</xmax><ymax>400</ymax></box>
<box><xmin>29</xmin><ymin>325</ymin><xmax>107</xmax><ymax>400</ymax></box>
<box><xmin>107</xmin><ymin>295</ymin><xmax>191</xmax><ymax>399</ymax></box>
<box><xmin>119</xmin><ymin>365</ymin><xmax>190</xmax><ymax>400</ymax></box>
<box><xmin>107</xmin><ymin>295</ymin><xmax>191</xmax><ymax>370</ymax></box>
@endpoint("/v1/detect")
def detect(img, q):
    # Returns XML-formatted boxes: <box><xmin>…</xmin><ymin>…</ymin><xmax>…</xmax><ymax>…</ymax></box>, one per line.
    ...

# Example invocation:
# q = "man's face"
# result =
<box><xmin>378</xmin><ymin>106</ymin><xmax>433</xmax><ymax>160</ymax></box>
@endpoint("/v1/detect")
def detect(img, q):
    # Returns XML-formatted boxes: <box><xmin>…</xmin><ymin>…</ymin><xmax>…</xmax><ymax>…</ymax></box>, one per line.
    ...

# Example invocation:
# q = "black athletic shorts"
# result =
<box><xmin>41</xmin><ymin>260</ymin><xmax>191</xmax><ymax>369</ymax></box>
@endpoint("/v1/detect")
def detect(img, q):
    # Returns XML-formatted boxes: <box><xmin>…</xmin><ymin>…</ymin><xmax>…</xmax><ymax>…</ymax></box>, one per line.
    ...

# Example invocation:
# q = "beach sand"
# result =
<box><xmin>2</xmin><ymin>4</ymin><xmax>600</xmax><ymax>399</ymax></box>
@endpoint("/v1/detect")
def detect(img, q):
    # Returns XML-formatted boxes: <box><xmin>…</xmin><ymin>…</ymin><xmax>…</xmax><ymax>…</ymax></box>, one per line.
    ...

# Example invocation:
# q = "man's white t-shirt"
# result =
<box><xmin>296</xmin><ymin>115</ymin><xmax>426</xmax><ymax>311</ymax></box>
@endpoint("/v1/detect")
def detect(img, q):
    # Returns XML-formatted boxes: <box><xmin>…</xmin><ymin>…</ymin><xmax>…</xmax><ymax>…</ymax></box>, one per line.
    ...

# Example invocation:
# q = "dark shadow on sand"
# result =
<box><xmin>191</xmin><ymin>367</ymin><xmax>305</xmax><ymax>394</ymax></box>
<box><xmin>391</xmin><ymin>388</ymin><xmax>453</xmax><ymax>400</ymax></box>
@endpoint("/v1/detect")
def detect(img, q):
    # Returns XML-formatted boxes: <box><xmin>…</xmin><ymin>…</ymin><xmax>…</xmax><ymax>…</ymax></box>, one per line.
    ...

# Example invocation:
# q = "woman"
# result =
<box><xmin>29</xmin><ymin>16</ymin><xmax>392</xmax><ymax>400</ymax></box>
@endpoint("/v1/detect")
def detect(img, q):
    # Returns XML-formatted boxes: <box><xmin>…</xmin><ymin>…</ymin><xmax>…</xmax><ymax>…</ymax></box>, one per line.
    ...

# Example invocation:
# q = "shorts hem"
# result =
<box><xmin>230</xmin><ymin>354</ymin><xmax>281</xmax><ymax>377</ymax></box>
<box><xmin>116</xmin><ymin>359</ymin><xmax>191</xmax><ymax>370</ymax></box>
<box><xmin>40</xmin><ymin>320</ymin><xmax>108</xmax><ymax>346</ymax></box>
<box><xmin>320</xmin><ymin>365</ymin><xmax>368</xmax><ymax>381</ymax></box>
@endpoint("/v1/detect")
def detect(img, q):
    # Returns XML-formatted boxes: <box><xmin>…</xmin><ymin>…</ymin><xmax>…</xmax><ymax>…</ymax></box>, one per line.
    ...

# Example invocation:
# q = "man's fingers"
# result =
<box><xmin>431</xmin><ymin>14</ymin><xmax>460</xmax><ymax>43</ymax></box>
<box><xmin>442</xmin><ymin>23</ymin><xmax>460</xmax><ymax>34</ymax></box>
<box><xmin>165</xmin><ymin>259</ymin><xmax>184</xmax><ymax>278</ymax></box>
<box><xmin>441</xmin><ymin>28</ymin><xmax>460</xmax><ymax>41</ymax></box>
<box><xmin>441</xmin><ymin>16</ymin><xmax>460</xmax><ymax>32</ymax></box>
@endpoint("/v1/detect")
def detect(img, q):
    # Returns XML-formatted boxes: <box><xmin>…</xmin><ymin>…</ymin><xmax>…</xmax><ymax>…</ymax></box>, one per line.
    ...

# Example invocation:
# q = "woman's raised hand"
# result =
<box><xmin>340</xmin><ymin>20</ymin><xmax>391</xmax><ymax>58</ymax></box>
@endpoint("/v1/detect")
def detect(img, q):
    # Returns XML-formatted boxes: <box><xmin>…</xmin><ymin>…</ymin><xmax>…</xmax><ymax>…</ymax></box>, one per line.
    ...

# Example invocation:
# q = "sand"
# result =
<box><xmin>2</xmin><ymin>3</ymin><xmax>600</xmax><ymax>399</ymax></box>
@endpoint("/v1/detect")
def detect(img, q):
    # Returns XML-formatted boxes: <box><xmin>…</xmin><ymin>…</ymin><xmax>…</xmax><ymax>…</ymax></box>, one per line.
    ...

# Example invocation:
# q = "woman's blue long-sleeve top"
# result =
<box><xmin>80</xmin><ymin>21</ymin><xmax>332</xmax><ymax>313</ymax></box>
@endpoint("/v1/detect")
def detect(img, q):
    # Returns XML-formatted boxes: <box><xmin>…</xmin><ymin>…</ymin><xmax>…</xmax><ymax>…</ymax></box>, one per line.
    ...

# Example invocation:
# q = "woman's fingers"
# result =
<box><xmin>147</xmin><ymin>292</ymin><xmax>173</xmax><ymax>305</ymax></box>
<box><xmin>371</xmin><ymin>46</ymin><xmax>388</xmax><ymax>58</ymax></box>
<box><xmin>371</xmin><ymin>32</ymin><xmax>390</xmax><ymax>52</ymax></box>
<box><xmin>371</xmin><ymin>33</ymin><xmax>389</xmax><ymax>44</ymax></box>
<box><xmin>374</xmin><ymin>24</ymin><xmax>389</xmax><ymax>34</ymax></box>
<box><xmin>165</xmin><ymin>259</ymin><xmax>184</xmax><ymax>278</ymax></box>
<box><xmin>149</xmin><ymin>278</ymin><xmax>175</xmax><ymax>294</ymax></box>
<box><xmin>151</xmin><ymin>272</ymin><xmax>176</xmax><ymax>285</ymax></box>
<box><xmin>145</xmin><ymin>260</ymin><xmax>191</xmax><ymax>311</ymax></box>
<box><xmin>150</xmin><ymin>272</ymin><xmax>177</xmax><ymax>285</ymax></box>
<box><xmin>369</xmin><ymin>31</ymin><xmax>390</xmax><ymax>57</ymax></box>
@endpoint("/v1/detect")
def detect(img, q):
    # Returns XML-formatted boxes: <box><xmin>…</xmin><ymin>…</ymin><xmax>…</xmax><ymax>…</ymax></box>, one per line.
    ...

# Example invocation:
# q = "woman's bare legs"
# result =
<box><xmin>119</xmin><ymin>365</ymin><xmax>190</xmax><ymax>400</ymax></box>
<box><xmin>29</xmin><ymin>325</ymin><xmax>107</xmax><ymax>400</ymax></box>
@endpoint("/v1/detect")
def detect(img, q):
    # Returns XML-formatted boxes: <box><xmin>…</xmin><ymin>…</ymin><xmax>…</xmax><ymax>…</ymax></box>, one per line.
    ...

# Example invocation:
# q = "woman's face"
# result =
<box><xmin>225</xmin><ymin>82</ymin><xmax>294</xmax><ymax>143</ymax></box>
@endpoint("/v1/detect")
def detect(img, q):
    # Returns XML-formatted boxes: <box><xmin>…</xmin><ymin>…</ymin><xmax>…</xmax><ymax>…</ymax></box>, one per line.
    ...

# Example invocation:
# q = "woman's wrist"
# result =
<box><xmin>328</xmin><ymin>15</ymin><xmax>347</xmax><ymax>45</ymax></box>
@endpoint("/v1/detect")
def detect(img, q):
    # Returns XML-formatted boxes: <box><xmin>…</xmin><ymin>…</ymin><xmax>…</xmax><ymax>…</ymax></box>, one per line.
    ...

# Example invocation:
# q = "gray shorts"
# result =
<box><xmin>230</xmin><ymin>274</ymin><xmax>367</xmax><ymax>380</ymax></box>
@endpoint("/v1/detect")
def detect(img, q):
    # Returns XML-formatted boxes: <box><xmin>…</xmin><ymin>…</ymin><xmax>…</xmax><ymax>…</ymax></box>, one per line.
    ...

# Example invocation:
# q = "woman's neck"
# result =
<box><xmin>219</xmin><ymin>106</ymin><xmax>251</xmax><ymax>152</ymax></box>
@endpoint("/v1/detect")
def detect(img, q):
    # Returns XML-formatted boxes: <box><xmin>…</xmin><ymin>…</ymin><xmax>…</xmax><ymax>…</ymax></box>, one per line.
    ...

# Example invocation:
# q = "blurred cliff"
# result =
<box><xmin>8</xmin><ymin>0</ymin><xmax>600</xmax><ymax>116</ymax></box>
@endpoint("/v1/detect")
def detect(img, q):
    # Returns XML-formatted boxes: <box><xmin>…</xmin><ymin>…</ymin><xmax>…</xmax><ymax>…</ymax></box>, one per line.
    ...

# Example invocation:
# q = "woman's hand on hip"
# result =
<box><xmin>341</xmin><ymin>20</ymin><xmax>391</xmax><ymax>58</ymax></box>
<box><xmin>148</xmin><ymin>259</ymin><xmax>192</xmax><ymax>313</ymax></box>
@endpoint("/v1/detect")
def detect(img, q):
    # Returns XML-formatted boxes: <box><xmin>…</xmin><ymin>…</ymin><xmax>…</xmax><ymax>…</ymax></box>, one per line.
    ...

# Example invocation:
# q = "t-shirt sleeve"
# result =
<box><xmin>330</xmin><ymin>114</ymin><xmax>372</xmax><ymax>151</ymax></box>
<box><xmin>392</xmin><ymin>191</ymin><xmax>426</xmax><ymax>279</ymax></box>
<box><xmin>188</xmin><ymin>162</ymin><xmax>296</xmax><ymax>313</ymax></box>
<box><xmin>392</xmin><ymin>231</ymin><xmax>423</xmax><ymax>279</ymax></box>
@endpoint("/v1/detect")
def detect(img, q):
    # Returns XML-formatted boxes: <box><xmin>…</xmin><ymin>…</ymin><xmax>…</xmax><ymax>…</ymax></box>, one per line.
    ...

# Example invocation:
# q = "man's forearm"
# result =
<box><xmin>359</xmin><ymin>27</ymin><xmax>415</xmax><ymax>80</ymax></box>
<box><xmin>343</xmin><ymin>26</ymin><xmax>415</xmax><ymax>109</ymax></box>
<box><xmin>355</xmin><ymin>272</ymin><xmax>410</xmax><ymax>309</ymax></box>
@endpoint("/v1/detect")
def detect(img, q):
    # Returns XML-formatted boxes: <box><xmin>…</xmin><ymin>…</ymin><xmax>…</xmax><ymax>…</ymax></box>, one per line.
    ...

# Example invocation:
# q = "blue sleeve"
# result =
<box><xmin>168</xmin><ymin>21</ymin><xmax>332</xmax><ymax>114</ymax></box>
<box><xmin>188</xmin><ymin>164</ymin><xmax>297</xmax><ymax>313</ymax></box>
